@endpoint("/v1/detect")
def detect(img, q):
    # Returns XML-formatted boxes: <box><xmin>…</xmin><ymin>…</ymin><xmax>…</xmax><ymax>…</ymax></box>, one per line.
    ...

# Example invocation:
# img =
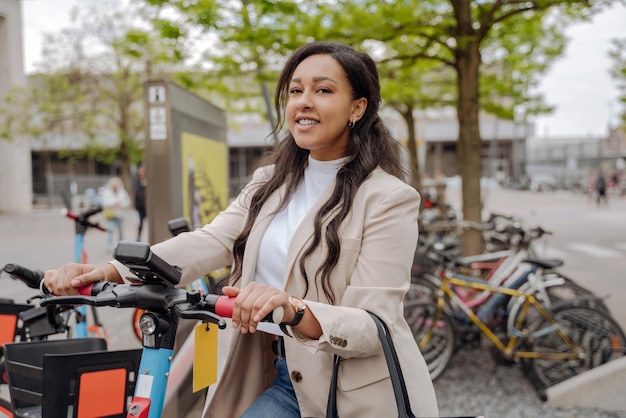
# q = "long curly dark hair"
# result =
<box><xmin>229</xmin><ymin>41</ymin><xmax>410</xmax><ymax>303</ymax></box>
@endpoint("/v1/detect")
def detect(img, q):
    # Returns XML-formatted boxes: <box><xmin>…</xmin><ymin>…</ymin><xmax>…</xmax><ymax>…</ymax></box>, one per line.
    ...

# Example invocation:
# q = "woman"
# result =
<box><xmin>44</xmin><ymin>41</ymin><xmax>438</xmax><ymax>417</ymax></box>
<box><xmin>99</xmin><ymin>176</ymin><xmax>131</xmax><ymax>249</ymax></box>
<box><xmin>132</xmin><ymin>164</ymin><xmax>148</xmax><ymax>241</ymax></box>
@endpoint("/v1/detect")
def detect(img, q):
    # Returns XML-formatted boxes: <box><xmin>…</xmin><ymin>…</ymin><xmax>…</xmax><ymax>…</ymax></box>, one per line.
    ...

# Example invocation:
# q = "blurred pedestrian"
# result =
<box><xmin>596</xmin><ymin>171</ymin><xmax>607</xmax><ymax>205</ymax></box>
<box><xmin>100</xmin><ymin>177</ymin><xmax>131</xmax><ymax>249</ymax></box>
<box><xmin>132</xmin><ymin>164</ymin><xmax>148</xmax><ymax>241</ymax></box>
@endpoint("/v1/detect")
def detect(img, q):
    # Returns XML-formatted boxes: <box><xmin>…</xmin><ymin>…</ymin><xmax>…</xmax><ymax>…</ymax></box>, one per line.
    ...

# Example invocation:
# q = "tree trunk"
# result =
<box><xmin>455</xmin><ymin>40</ymin><xmax>484</xmax><ymax>256</ymax></box>
<box><xmin>401</xmin><ymin>107</ymin><xmax>421</xmax><ymax>193</ymax></box>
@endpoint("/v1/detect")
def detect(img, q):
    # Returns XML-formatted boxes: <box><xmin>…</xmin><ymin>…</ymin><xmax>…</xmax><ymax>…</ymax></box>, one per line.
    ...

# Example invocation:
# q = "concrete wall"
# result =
<box><xmin>0</xmin><ymin>0</ymin><xmax>32</xmax><ymax>213</ymax></box>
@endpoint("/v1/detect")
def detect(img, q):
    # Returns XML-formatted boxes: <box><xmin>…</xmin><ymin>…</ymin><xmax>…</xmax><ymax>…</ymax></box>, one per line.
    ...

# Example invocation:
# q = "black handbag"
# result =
<box><xmin>326</xmin><ymin>311</ymin><xmax>417</xmax><ymax>418</ymax></box>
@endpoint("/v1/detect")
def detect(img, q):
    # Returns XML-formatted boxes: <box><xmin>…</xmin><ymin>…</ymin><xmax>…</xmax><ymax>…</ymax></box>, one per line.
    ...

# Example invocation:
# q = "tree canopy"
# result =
<box><xmin>1</xmin><ymin>1</ymin><xmax>188</xmax><ymax>189</ymax></box>
<box><xmin>145</xmin><ymin>0</ymin><xmax>611</xmax><ymax>254</ymax></box>
<box><xmin>609</xmin><ymin>38</ymin><xmax>626</xmax><ymax>129</ymax></box>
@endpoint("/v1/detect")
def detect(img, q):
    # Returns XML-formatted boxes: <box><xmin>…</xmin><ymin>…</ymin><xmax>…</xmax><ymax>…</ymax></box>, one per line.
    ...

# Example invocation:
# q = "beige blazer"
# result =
<box><xmin>145</xmin><ymin>165</ymin><xmax>438</xmax><ymax>417</ymax></box>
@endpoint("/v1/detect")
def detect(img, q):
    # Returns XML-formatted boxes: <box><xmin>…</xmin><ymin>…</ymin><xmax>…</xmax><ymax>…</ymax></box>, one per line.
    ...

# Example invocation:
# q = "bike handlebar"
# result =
<box><xmin>41</xmin><ymin>282</ymin><xmax>284</xmax><ymax>329</ymax></box>
<box><xmin>2</xmin><ymin>263</ymin><xmax>44</xmax><ymax>290</ymax></box>
<box><xmin>40</xmin><ymin>241</ymin><xmax>284</xmax><ymax>329</ymax></box>
<box><xmin>167</xmin><ymin>217</ymin><xmax>191</xmax><ymax>236</ymax></box>
<box><xmin>66</xmin><ymin>206</ymin><xmax>106</xmax><ymax>232</ymax></box>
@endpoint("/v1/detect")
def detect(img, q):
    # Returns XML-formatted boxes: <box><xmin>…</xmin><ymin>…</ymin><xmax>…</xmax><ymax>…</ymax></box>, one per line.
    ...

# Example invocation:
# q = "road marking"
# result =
<box><xmin>567</xmin><ymin>243</ymin><xmax>623</xmax><ymax>258</ymax></box>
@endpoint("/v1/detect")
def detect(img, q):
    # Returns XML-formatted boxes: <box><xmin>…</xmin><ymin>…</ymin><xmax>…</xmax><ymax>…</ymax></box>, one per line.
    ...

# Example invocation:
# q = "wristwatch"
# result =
<box><xmin>279</xmin><ymin>296</ymin><xmax>306</xmax><ymax>337</ymax></box>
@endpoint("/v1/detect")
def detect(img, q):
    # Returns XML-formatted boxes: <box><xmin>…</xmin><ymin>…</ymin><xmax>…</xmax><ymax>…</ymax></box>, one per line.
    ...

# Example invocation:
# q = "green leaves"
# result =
<box><xmin>609</xmin><ymin>38</ymin><xmax>626</xmax><ymax>128</ymax></box>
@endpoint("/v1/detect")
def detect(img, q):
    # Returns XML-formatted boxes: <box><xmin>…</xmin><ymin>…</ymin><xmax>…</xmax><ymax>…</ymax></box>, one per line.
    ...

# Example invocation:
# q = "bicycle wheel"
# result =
<box><xmin>403</xmin><ymin>300</ymin><xmax>456</xmax><ymax>380</ymax></box>
<box><xmin>523</xmin><ymin>303</ymin><xmax>626</xmax><ymax>392</ymax></box>
<box><xmin>0</xmin><ymin>397</ymin><xmax>12</xmax><ymax>418</ymax></box>
<box><xmin>507</xmin><ymin>274</ymin><xmax>610</xmax><ymax>334</ymax></box>
<box><xmin>540</xmin><ymin>273</ymin><xmax>609</xmax><ymax>312</ymax></box>
<box><xmin>406</xmin><ymin>277</ymin><xmax>439</xmax><ymax>304</ymax></box>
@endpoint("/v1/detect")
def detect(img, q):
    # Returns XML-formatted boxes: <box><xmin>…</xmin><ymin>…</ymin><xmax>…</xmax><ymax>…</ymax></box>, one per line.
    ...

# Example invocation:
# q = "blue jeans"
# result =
<box><xmin>240</xmin><ymin>357</ymin><xmax>300</xmax><ymax>418</ymax></box>
<box><xmin>106</xmin><ymin>217</ymin><xmax>123</xmax><ymax>247</ymax></box>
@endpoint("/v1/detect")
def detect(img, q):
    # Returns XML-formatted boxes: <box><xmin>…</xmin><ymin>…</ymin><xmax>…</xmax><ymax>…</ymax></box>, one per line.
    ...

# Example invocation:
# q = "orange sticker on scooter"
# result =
<box><xmin>193</xmin><ymin>323</ymin><xmax>218</xmax><ymax>392</ymax></box>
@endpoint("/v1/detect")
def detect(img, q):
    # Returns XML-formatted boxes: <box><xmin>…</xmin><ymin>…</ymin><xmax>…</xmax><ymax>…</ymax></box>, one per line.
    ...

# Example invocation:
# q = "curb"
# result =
<box><xmin>545</xmin><ymin>357</ymin><xmax>626</xmax><ymax>411</ymax></box>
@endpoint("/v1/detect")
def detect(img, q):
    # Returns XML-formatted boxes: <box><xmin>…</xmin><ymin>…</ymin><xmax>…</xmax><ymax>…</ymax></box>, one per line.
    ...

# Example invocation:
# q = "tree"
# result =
<box><xmin>609</xmin><ymin>38</ymin><xmax>626</xmax><ymax>129</ymax></box>
<box><xmin>135</xmin><ymin>0</ymin><xmax>309</xmax><ymax>142</ymax></box>
<box><xmin>380</xmin><ymin>58</ymin><xmax>456</xmax><ymax>193</ymax></box>
<box><xmin>2</xmin><ymin>1</ymin><xmax>187</xmax><ymax>190</ymax></box>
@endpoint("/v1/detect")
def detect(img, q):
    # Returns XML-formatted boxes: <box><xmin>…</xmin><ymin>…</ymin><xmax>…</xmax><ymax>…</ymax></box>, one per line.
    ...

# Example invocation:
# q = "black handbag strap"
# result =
<box><xmin>326</xmin><ymin>354</ymin><xmax>341</xmax><ymax>416</ymax></box>
<box><xmin>326</xmin><ymin>311</ymin><xmax>416</xmax><ymax>418</ymax></box>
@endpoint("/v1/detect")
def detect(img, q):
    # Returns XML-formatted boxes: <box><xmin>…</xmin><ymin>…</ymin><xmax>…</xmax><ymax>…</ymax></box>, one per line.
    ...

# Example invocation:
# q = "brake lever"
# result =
<box><xmin>27</xmin><ymin>295</ymin><xmax>43</xmax><ymax>304</ymax></box>
<box><xmin>178</xmin><ymin>308</ymin><xmax>227</xmax><ymax>329</ymax></box>
<box><xmin>40</xmin><ymin>294</ymin><xmax>98</xmax><ymax>307</ymax></box>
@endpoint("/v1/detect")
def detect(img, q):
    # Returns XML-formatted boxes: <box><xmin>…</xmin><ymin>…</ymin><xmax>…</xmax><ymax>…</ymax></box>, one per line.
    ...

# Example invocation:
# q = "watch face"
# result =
<box><xmin>290</xmin><ymin>296</ymin><xmax>306</xmax><ymax>311</ymax></box>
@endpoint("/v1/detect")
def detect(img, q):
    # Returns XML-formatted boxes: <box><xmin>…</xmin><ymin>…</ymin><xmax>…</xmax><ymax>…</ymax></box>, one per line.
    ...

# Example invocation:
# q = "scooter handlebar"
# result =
<box><xmin>42</xmin><ymin>283</ymin><xmax>285</xmax><ymax>327</ymax></box>
<box><xmin>2</xmin><ymin>263</ymin><xmax>44</xmax><ymax>290</ymax></box>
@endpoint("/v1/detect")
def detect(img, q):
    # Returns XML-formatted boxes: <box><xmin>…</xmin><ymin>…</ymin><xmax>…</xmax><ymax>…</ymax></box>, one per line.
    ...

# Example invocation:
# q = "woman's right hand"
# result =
<box><xmin>43</xmin><ymin>263</ymin><xmax>122</xmax><ymax>295</ymax></box>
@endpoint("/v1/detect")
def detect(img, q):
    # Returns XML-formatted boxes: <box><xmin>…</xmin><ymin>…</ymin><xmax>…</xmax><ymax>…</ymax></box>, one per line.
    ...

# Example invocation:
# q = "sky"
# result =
<box><xmin>19</xmin><ymin>0</ymin><xmax>626</xmax><ymax>140</ymax></box>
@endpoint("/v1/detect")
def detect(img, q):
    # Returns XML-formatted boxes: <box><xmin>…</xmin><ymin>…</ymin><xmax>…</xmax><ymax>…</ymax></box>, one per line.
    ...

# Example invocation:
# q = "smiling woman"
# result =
<box><xmin>43</xmin><ymin>41</ymin><xmax>439</xmax><ymax>418</ymax></box>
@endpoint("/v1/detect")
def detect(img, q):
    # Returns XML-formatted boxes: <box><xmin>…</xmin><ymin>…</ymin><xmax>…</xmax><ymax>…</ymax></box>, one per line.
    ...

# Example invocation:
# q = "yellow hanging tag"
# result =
<box><xmin>193</xmin><ymin>322</ymin><xmax>218</xmax><ymax>392</ymax></box>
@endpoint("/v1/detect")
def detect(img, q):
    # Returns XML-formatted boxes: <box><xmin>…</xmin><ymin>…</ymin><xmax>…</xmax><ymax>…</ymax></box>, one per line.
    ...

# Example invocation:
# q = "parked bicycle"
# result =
<box><xmin>404</xmin><ymin>270</ymin><xmax>626</xmax><ymax>399</ymax></box>
<box><xmin>409</xmin><ymin>222</ymin><xmax>609</xmax><ymax>331</ymax></box>
<box><xmin>129</xmin><ymin>217</ymin><xmax>228</xmax><ymax>417</ymax></box>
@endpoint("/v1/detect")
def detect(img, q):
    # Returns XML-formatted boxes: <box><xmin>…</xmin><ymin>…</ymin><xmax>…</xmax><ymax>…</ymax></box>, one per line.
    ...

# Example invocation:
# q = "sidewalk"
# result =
<box><xmin>0</xmin><ymin>206</ymin><xmax>145</xmax><ymax>270</ymax></box>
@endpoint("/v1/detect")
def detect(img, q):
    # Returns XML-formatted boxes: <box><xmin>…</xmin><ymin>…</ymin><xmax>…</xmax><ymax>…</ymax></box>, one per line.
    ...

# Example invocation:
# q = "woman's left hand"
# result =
<box><xmin>222</xmin><ymin>283</ymin><xmax>289</xmax><ymax>334</ymax></box>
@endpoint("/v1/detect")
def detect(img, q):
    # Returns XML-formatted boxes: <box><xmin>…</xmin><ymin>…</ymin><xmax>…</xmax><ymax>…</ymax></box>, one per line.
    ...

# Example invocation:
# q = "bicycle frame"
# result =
<box><xmin>131</xmin><ymin>313</ymin><xmax>179</xmax><ymax>417</ymax></box>
<box><xmin>427</xmin><ymin>241</ymin><xmax>554</xmax><ymax>312</ymax></box>
<box><xmin>421</xmin><ymin>274</ymin><xmax>580</xmax><ymax>362</ymax></box>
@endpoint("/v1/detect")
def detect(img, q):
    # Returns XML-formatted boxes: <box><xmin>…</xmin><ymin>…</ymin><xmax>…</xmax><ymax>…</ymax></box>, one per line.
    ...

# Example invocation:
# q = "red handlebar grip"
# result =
<box><xmin>215</xmin><ymin>295</ymin><xmax>235</xmax><ymax>318</ymax></box>
<box><xmin>213</xmin><ymin>296</ymin><xmax>285</xmax><ymax>324</ymax></box>
<box><xmin>79</xmin><ymin>284</ymin><xmax>94</xmax><ymax>296</ymax></box>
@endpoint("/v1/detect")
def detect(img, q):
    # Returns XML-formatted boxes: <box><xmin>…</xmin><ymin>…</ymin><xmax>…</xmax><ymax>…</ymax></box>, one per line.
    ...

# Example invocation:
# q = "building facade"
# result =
<box><xmin>28</xmin><ymin>107</ymin><xmax>531</xmax><ymax>206</ymax></box>
<box><xmin>526</xmin><ymin>127</ymin><xmax>626</xmax><ymax>190</ymax></box>
<box><xmin>227</xmin><ymin>108</ymin><xmax>531</xmax><ymax>194</ymax></box>
<box><xmin>0</xmin><ymin>0</ymin><xmax>32</xmax><ymax>213</ymax></box>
